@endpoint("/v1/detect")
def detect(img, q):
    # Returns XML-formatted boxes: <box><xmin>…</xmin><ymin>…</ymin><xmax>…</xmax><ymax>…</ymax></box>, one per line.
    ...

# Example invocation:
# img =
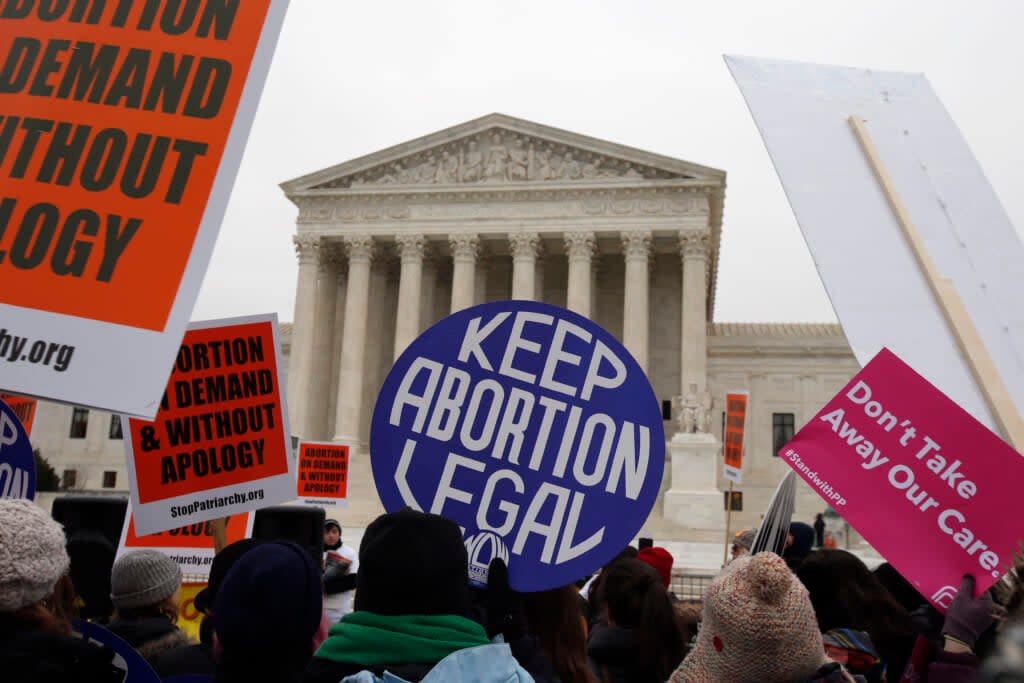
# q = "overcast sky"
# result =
<box><xmin>191</xmin><ymin>0</ymin><xmax>1024</xmax><ymax>325</ymax></box>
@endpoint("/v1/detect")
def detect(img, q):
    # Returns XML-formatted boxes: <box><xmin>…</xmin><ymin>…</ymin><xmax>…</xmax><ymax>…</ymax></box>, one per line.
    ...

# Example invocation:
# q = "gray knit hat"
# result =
<box><xmin>110</xmin><ymin>550</ymin><xmax>181</xmax><ymax>609</ymax></box>
<box><xmin>0</xmin><ymin>499</ymin><xmax>70</xmax><ymax>612</ymax></box>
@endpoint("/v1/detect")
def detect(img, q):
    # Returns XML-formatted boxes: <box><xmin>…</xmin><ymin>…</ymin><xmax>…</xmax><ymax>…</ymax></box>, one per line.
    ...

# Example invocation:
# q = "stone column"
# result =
<box><xmin>420</xmin><ymin>253</ymin><xmax>437</xmax><ymax>328</ymax></box>
<box><xmin>332</xmin><ymin>235</ymin><xmax>375</xmax><ymax>443</ymax></box>
<box><xmin>621</xmin><ymin>230</ymin><xmax>652</xmax><ymax>373</ymax></box>
<box><xmin>308</xmin><ymin>244</ymin><xmax>339</xmax><ymax>439</ymax></box>
<box><xmin>326</xmin><ymin>263</ymin><xmax>348</xmax><ymax>440</ymax></box>
<box><xmin>287</xmin><ymin>234</ymin><xmax>321</xmax><ymax>439</ymax></box>
<box><xmin>394</xmin><ymin>233</ymin><xmax>426</xmax><ymax>359</ymax></box>
<box><xmin>509</xmin><ymin>232</ymin><xmax>541</xmax><ymax>300</ymax></box>
<box><xmin>679</xmin><ymin>229</ymin><xmax>711</xmax><ymax>409</ymax></box>
<box><xmin>449</xmin><ymin>233</ymin><xmax>479</xmax><ymax>312</ymax></box>
<box><xmin>474</xmin><ymin>249</ymin><xmax>489</xmax><ymax>306</ymax></box>
<box><xmin>564</xmin><ymin>231</ymin><xmax>595</xmax><ymax>317</ymax></box>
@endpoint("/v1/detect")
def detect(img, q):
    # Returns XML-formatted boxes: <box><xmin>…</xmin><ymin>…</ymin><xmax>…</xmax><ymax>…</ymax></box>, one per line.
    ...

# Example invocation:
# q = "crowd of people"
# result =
<box><xmin>1</xmin><ymin>496</ymin><xmax>1021</xmax><ymax>682</ymax></box>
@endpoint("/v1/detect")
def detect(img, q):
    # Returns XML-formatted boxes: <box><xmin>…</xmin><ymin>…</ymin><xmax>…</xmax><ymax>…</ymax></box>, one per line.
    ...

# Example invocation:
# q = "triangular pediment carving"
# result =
<box><xmin>282</xmin><ymin>114</ymin><xmax>725</xmax><ymax>193</ymax></box>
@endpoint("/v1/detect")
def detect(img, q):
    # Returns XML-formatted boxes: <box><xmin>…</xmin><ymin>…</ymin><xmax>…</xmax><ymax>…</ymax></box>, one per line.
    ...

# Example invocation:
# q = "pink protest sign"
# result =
<box><xmin>781</xmin><ymin>347</ymin><xmax>1024</xmax><ymax>610</ymax></box>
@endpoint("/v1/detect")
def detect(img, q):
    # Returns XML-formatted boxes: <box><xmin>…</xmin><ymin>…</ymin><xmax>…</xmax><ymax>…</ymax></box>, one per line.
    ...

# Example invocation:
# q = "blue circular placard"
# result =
<box><xmin>370</xmin><ymin>300</ymin><xmax>665</xmax><ymax>591</ymax></box>
<box><xmin>0</xmin><ymin>397</ymin><xmax>35</xmax><ymax>500</ymax></box>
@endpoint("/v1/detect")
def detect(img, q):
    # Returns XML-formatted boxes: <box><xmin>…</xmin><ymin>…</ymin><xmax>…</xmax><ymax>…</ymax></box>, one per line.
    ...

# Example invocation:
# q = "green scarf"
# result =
<box><xmin>315</xmin><ymin>612</ymin><xmax>491</xmax><ymax>666</ymax></box>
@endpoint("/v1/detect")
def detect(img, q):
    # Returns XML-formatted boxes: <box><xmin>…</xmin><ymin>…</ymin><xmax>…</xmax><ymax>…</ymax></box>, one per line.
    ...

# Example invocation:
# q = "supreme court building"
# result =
<box><xmin>28</xmin><ymin>114</ymin><xmax>859</xmax><ymax>542</ymax></box>
<box><xmin>277</xmin><ymin>114</ymin><xmax>860</xmax><ymax>540</ymax></box>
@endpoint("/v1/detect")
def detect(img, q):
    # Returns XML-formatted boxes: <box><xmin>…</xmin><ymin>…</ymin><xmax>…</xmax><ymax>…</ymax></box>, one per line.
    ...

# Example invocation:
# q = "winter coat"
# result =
<box><xmin>0</xmin><ymin>628</ymin><xmax>123</xmax><ymax>683</ymax></box>
<box><xmin>151</xmin><ymin>641</ymin><xmax>216</xmax><ymax>678</ymax></box>
<box><xmin>331</xmin><ymin>642</ymin><xmax>535</xmax><ymax>683</ymax></box>
<box><xmin>105</xmin><ymin>615</ymin><xmax>193</xmax><ymax>662</ymax></box>
<box><xmin>587</xmin><ymin>624</ymin><xmax>657</xmax><ymax>683</ymax></box>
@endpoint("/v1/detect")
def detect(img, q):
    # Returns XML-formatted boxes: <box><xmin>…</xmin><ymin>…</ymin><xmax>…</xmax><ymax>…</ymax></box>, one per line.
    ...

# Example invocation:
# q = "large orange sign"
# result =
<box><xmin>0</xmin><ymin>1</ymin><xmax>289</xmax><ymax>420</ymax></box>
<box><xmin>0</xmin><ymin>1</ymin><xmax>271</xmax><ymax>329</ymax></box>
<box><xmin>723</xmin><ymin>391</ymin><xmax>749</xmax><ymax>483</ymax></box>
<box><xmin>124</xmin><ymin>315</ymin><xmax>294</xmax><ymax>535</ymax></box>
<box><xmin>0</xmin><ymin>393</ymin><xmax>36</xmax><ymax>436</ymax></box>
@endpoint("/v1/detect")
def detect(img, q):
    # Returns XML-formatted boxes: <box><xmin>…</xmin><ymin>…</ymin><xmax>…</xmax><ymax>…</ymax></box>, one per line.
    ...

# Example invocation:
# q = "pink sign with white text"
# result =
<box><xmin>781</xmin><ymin>347</ymin><xmax>1024</xmax><ymax>610</ymax></box>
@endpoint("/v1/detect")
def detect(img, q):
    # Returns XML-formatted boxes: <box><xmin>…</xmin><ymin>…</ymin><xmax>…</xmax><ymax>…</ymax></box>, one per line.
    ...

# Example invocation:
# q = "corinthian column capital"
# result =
<box><xmin>679</xmin><ymin>229</ymin><xmax>710</xmax><ymax>260</ymax></box>
<box><xmin>342</xmin><ymin>234</ymin><xmax>375</xmax><ymax>263</ymax></box>
<box><xmin>564</xmin><ymin>231</ymin><xmax>596</xmax><ymax>262</ymax></box>
<box><xmin>449</xmin><ymin>233</ymin><xmax>480</xmax><ymax>261</ymax></box>
<box><xmin>293</xmin><ymin>234</ymin><xmax>321</xmax><ymax>265</ymax></box>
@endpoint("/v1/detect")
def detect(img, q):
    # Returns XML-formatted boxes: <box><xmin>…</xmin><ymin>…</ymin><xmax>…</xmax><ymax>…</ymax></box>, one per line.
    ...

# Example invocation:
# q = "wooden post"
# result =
<box><xmin>211</xmin><ymin>517</ymin><xmax>228</xmax><ymax>554</ymax></box>
<box><xmin>722</xmin><ymin>481</ymin><xmax>735</xmax><ymax>566</ymax></box>
<box><xmin>848</xmin><ymin>116</ymin><xmax>1024</xmax><ymax>451</ymax></box>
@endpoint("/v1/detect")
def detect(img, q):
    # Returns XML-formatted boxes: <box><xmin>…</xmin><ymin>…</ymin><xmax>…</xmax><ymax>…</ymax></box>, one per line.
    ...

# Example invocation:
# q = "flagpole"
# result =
<box><xmin>722</xmin><ymin>481</ymin><xmax>734</xmax><ymax>565</ymax></box>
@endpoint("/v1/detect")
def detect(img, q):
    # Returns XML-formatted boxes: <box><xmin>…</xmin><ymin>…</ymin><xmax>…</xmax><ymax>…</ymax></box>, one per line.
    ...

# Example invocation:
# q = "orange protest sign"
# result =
<box><xmin>123</xmin><ymin>512</ymin><xmax>250</xmax><ymax>550</ymax></box>
<box><xmin>124</xmin><ymin>315</ymin><xmax>294</xmax><ymax>535</ymax></box>
<box><xmin>117</xmin><ymin>504</ymin><xmax>254</xmax><ymax>578</ymax></box>
<box><xmin>0</xmin><ymin>1</ymin><xmax>289</xmax><ymax>419</ymax></box>
<box><xmin>296</xmin><ymin>441</ymin><xmax>349</xmax><ymax>506</ymax></box>
<box><xmin>723</xmin><ymin>391</ymin><xmax>749</xmax><ymax>484</ymax></box>
<box><xmin>0</xmin><ymin>393</ymin><xmax>36</xmax><ymax>436</ymax></box>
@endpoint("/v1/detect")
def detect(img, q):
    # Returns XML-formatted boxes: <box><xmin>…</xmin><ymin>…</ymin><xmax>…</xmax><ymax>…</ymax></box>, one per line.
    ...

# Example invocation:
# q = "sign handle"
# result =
<box><xmin>722</xmin><ymin>481</ymin><xmax>735</xmax><ymax>566</ymax></box>
<box><xmin>211</xmin><ymin>518</ymin><xmax>228</xmax><ymax>554</ymax></box>
<box><xmin>848</xmin><ymin>116</ymin><xmax>1024</xmax><ymax>451</ymax></box>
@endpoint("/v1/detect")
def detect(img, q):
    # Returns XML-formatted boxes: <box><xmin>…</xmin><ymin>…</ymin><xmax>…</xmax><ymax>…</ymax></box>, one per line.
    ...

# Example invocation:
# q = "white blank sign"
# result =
<box><xmin>726</xmin><ymin>55</ymin><xmax>1024</xmax><ymax>438</ymax></box>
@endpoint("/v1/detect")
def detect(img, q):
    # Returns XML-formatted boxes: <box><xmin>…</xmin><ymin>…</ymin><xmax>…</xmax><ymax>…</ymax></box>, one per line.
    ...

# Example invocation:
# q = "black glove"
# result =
<box><xmin>482</xmin><ymin>558</ymin><xmax>527</xmax><ymax>642</ymax></box>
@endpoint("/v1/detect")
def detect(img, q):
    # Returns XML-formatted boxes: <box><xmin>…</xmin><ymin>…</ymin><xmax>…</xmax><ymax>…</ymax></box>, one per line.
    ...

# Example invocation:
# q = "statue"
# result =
<box><xmin>582</xmin><ymin>157</ymin><xmax>603</xmax><ymax>178</ymax></box>
<box><xmin>696</xmin><ymin>387</ymin><xmax>714</xmax><ymax>434</ymax></box>
<box><xmin>435</xmin><ymin>151</ymin><xmax>459</xmax><ymax>184</ymax></box>
<box><xmin>555</xmin><ymin>152</ymin><xmax>581</xmax><ymax>180</ymax></box>
<box><xmin>507</xmin><ymin>138</ymin><xmax>528</xmax><ymax>181</ymax></box>
<box><xmin>675</xmin><ymin>384</ymin><xmax>700</xmax><ymax>434</ymax></box>
<box><xmin>529</xmin><ymin>146</ymin><xmax>551</xmax><ymax>180</ymax></box>
<box><xmin>482</xmin><ymin>133</ymin><xmax>508</xmax><ymax>182</ymax></box>
<box><xmin>416</xmin><ymin>154</ymin><xmax>437</xmax><ymax>183</ymax></box>
<box><xmin>460</xmin><ymin>140</ymin><xmax>482</xmax><ymax>183</ymax></box>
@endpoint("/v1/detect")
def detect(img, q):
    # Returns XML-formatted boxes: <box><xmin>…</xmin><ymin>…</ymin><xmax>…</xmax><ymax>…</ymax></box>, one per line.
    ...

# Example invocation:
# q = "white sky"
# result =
<box><xmin>191</xmin><ymin>0</ymin><xmax>1024</xmax><ymax>325</ymax></box>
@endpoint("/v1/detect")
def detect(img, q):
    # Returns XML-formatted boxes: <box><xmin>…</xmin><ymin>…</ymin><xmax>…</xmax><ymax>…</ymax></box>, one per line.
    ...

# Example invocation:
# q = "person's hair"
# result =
<box><xmin>524</xmin><ymin>586</ymin><xmax>597</xmax><ymax>683</ymax></box>
<box><xmin>598</xmin><ymin>559</ymin><xmax>686</xmax><ymax>683</ymax></box>
<box><xmin>0</xmin><ymin>574</ymin><xmax>78</xmax><ymax>639</ymax></box>
<box><xmin>586</xmin><ymin>546</ymin><xmax>638</xmax><ymax>626</ymax></box>
<box><xmin>797</xmin><ymin>550</ymin><xmax>913</xmax><ymax>671</ymax></box>
<box><xmin>114</xmin><ymin>593</ymin><xmax>179</xmax><ymax>624</ymax></box>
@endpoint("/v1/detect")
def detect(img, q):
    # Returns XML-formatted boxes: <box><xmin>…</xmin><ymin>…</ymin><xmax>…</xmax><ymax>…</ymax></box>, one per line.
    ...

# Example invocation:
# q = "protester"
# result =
<box><xmin>730</xmin><ymin>529</ymin><xmax>755</xmax><ymax>562</ymax></box>
<box><xmin>814</xmin><ymin>513</ymin><xmax>826</xmax><ymax>548</ymax></box>
<box><xmin>0</xmin><ymin>499</ymin><xmax>120</xmax><ymax>681</ymax></box>
<box><xmin>784</xmin><ymin>522</ymin><xmax>816</xmax><ymax>570</ymax></box>
<box><xmin>151</xmin><ymin>538</ymin><xmax>264</xmax><ymax>679</ymax></box>
<box><xmin>584</xmin><ymin>546</ymin><xmax>638</xmax><ymax>629</ymax></box>
<box><xmin>671</xmin><ymin>552</ymin><xmax>855</xmax><ymax>682</ymax></box>
<box><xmin>214</xmin><ymin>541</ymin><xmax>326</xmax><ymax>683</ymax></box>
<box><xmin>636</xmin><ymin>546</ymin><xmax>674</xmax><ymax>591</ymax></box>
<box><xmin>901</xmin><ymin>575</ymin><xmax>1004</xmax><ymax>682</ymax></box>
<box><xmin>587</xmin><ymin>558</ymin><xmax>686</xmax><ymax>683</ymax></box>
<box><xmin>524</xmin><ymin>585</ymin><xmax>597</xmax><ymax>683</ymax></box>
<box><xmin>796</xmin><ymin>549</ymin><xmax>915</xmax><ymax>679</ymax></box>
<box><xmin>65</xmin><ymin>529</ymin><xmax>117</xmax><ymax>621</ymax></box>
<box><xmin>323</xmin><ymin>518</ymin><xmax>358</xmax><ymax>623</ymax></box>
<box><xmin>305</xmin><ymin>507</ymin><xmax>534</xmax><ymax>682</ymax></box>
<box><xmin>106</xmin><ymin>549</ymin><xmax>192</xmax><ymax>662</ymax></box>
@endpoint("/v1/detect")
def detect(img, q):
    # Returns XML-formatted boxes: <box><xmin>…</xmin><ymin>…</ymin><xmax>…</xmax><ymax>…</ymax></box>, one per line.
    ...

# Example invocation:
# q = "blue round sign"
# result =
<box><xmin>370</xmin><ymin>300</ymin><xmax>665</xmax><ymax>591</ymax></box>
<box><xmin>0</xmin><ymin>397</ymin><xmax>35</xmax><ymax>500</ymax></box>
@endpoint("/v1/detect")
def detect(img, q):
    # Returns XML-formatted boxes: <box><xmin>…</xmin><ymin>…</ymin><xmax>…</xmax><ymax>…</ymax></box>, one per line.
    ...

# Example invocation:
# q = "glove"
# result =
<box><xmin>482</xmin><ymin>558</ymin><xmax>527</xmax><ymax>642</ymax></box>
<box><xmin>942</xmin><ymin>575</ymin><xmax>1002</xmax><ymax>649</ymax></box>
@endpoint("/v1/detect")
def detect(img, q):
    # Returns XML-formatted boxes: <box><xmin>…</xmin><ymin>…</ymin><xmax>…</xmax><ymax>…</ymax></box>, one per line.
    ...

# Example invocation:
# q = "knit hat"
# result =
<box><xmin>324</xmin><ymin>519</ymin><xmax>341</xmax><ymax>532</ymax></box>
<box><xmin>110</xmin><ymin>549</ymin><xmax>182</xmax><ymax>609</ymax></box>
<box><xmin>637</xmin><ymin>547</ymin><xmax>674</xmax><ymax>588</ymax></box>
<box><xmin>193</xmin><ymin>538</ymin><xmax>263</xmax><ymax>614</ymax></box>
<box><xmin>0</xmin><ymin>499</ymin><xmax>70</xmax><ymax>612</ymax></box>
<box><xmin>354</xmin><ymin>508</ymin><xmax>470</xmax><ymax>616</ymax></box>
<box><xmin>214</xmin><ymin>541</ymin><xmax>323</xmax><ymax>651</ymax></box>
<box><xmin>733</xmin><ymin>529</ymin><xmax>756</xmax><ymax>551</ymax></box>
<box><xmin>670</xmin><ymin>552</ymin><xmax>827</xmax><ymax>683</ymax></box>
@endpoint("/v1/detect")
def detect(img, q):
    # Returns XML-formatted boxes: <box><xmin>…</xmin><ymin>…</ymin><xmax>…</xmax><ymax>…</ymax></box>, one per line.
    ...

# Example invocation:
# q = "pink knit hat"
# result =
<box><xmin>671</xmin><ymin>552</ymin><xmax>827</xmax><ymax>683</ymax></box>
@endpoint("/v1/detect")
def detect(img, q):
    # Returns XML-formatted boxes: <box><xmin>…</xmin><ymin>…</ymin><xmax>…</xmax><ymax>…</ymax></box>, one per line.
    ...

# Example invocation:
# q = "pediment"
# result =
<box><xmin>281</xmin><ymin>114</ymin><xmax>725</xmax><ymax>193</ymax></box>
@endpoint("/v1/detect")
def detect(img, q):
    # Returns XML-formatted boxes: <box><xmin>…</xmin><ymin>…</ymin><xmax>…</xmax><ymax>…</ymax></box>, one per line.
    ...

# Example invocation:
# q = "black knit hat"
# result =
<box><xmin>194</xmin><ymin>538</ymin><xmax>263</xmax><ymax>613</ymax></box>
<box><xmin>214</xmin><ymin>541</ymin><xmax>322</xmax><ymax>651</ymax></box>
<box><xmin>354</xmin><ymin>508</ymin><xmax>470</xmax><ymax>616</ymax></box>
